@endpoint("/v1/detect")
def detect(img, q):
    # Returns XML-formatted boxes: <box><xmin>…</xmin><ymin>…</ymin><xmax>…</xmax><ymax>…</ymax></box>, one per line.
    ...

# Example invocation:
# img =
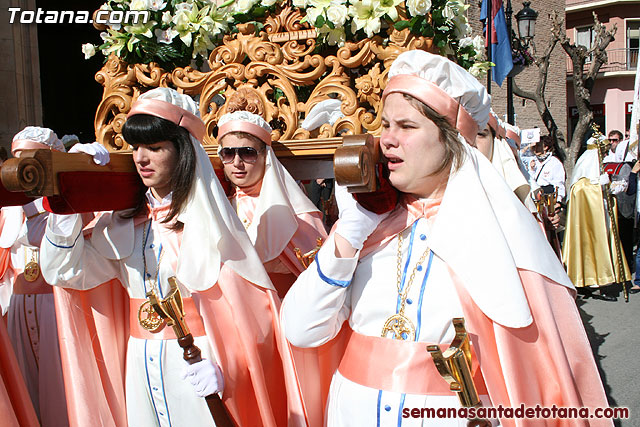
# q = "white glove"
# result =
<box><xmin>610</xmin><ymin>180</ymin><xmax>628</xmax><ymax>195</ymax></box>
<box><xmin>334</xmin><ymin>184</ymin><xmax>389</xmax><ymax>250</ymax></box>
<box><xmin>181</xmin><ymin>359</ymin><xmax>224</xmax><ymax>397</ymax></box>
<box><xmin>599</xmin><ymin>173</ymin><xmax>610</xmax><ymax>186</ymax></box>
<box><xmin>69</xmin><ymin>142</ymin><xmax>110</xmax><ymax>165</ymax></box>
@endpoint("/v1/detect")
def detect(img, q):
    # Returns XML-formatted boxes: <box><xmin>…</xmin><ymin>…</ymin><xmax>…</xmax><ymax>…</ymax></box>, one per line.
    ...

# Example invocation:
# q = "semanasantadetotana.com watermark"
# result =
<box><xmin>7</xmin><ymin>7</ymin><xmax>150</xmax><ymax>25</ymax></box>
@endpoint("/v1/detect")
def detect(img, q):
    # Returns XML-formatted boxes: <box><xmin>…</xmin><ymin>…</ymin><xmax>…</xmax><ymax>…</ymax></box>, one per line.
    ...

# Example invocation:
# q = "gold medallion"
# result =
<box><xmin>138</xmin><ymin>300</ymin><xmax>165</xmax><ymax>332</ymax></box>
<box><xmin>381</xmin><ymin>313</ymin><xmax>416</xmax><ymax>341</ymax></box>
<box><xmin>24</xmin><ymin>261</ymin><xmax>40</xmax><ymax>282</ymax></box>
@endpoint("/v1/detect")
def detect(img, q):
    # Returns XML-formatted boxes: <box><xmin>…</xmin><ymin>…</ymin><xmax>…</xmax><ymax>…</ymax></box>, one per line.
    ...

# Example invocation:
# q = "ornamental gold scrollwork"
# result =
<box><xmin>93</xmin><ymin>6</ymin><xmax>436</xmax><ymax>152</ymax></box>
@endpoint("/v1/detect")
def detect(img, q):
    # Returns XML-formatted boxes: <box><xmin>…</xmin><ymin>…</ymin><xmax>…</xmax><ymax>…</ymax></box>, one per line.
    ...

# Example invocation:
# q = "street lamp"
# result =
<box><xmin>505</xmin><ymin>1</ymin><xmax>538</xmax><ymax>125</ymax></box>
<box><xmin>515</xmin><ymin>1</ymin><xmax>538</xmax><ymax>49</ymax></box>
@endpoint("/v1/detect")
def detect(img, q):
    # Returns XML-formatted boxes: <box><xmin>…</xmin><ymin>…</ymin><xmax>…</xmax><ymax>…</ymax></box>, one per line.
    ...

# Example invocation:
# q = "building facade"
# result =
<box><xmin>565</xmin><ymin>0</ymin><xmax>640</xmax><ymax>139</ymax></box>
<box><xmin>468</xmin><ymin>0</ymin><xmax>568</xmax><ymax>139</ymax></box>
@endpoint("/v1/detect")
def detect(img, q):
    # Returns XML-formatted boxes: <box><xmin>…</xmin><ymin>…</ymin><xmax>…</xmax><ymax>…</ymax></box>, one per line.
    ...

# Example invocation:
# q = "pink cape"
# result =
<box><xmin>0</xmin><ymin>314</ymin><xmax>39</xmax><ymax>427</ymax></box>
<box><xmin>53</xmin><ymin>265</ymin><xmax>293</xmax><ymax>426</ymax></box>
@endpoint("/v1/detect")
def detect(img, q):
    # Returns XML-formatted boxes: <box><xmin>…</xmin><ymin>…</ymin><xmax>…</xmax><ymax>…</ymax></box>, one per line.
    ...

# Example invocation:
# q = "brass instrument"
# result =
<box><xmin>148</xmin><ymin>277</ymin><xmax>235</xmax><ymax>427</ymax></box>
<box><xmin>591</xmin><ymin>123</ymin><xmax>629</xmax><ymax>302</ymax></box>
<box><xmin>427</xmin><ymin>318</ymin><xmax>490</xmax><ymax>427</ymax></box>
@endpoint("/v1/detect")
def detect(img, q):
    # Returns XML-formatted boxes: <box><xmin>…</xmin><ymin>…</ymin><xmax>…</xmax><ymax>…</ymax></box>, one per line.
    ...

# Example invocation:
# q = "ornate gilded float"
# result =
<box><xmin>87</xmin><ymin>0</ymin><xmax>488</xmax><ymax>154</ymax></box>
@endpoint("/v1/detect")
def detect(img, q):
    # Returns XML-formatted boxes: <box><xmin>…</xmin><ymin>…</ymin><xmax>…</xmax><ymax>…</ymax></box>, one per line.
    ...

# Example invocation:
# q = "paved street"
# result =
<box><xmin>577</xmin><ymin>285</ymin><xmax>640</xmax><ymax>426</ymax></box>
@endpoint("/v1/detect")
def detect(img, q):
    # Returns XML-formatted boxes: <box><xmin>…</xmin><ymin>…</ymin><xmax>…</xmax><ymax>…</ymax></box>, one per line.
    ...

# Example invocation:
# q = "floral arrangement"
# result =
<box><xmin>82</xmin><ymin>0</ymin><xmax>490</xmax><ymax>75</ymax></box>
<box><xmin>511</xmin><ymin>34</ymin><xmax>534</xmax><ymax>67</ymax></box>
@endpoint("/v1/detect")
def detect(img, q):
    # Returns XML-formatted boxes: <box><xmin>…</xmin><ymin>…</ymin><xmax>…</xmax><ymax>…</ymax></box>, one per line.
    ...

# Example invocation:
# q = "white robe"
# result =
<box><xmin>529</xmin><ymin>155</ymin><xmax>566</xmax><ymax>200</ymax></box>
<box><xmin>0</xmin><ymin>201</ymin><xmax>68</xmax><ymax>426</ymax></box>
<box><xmin>284</xmin><ymin>228</ymin><xmax>494</xmax><ymax>427</ymax></box>
<box><xmin>40</xmin><ymin>194</ymin><xmax>216</xmax><ymax>427</ymax></box>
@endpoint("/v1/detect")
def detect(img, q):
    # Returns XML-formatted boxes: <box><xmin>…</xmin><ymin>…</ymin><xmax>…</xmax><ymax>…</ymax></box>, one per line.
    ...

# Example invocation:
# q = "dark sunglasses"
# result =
<box><xmin>608</xmin><ymin>138</ymin><xmax>620</xmax><ymax>143</ymax></box>
<box><xmin>219</xmin><ymin>146</ymin><xmax>264</xmax><ymax>164</ymax></box>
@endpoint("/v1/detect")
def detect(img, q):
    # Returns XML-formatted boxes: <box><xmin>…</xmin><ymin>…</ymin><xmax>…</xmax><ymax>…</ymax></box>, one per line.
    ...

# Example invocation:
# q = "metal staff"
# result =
<box><xmin>592</xmin><ymin>124</ymin><xmax>629</xmax><ymax>302</ymax></box>
<box><xmin>148</xmin><ymin>277</ymin><xmax>235</xmax><ymax>427</ymax></box>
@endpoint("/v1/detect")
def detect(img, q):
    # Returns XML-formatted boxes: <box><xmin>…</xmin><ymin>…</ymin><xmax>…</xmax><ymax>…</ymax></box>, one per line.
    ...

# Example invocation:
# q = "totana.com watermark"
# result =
<box><xmin>7</xmin><ymin>7</ymin><xmax>150</xmax><ymax>25</ymax></box>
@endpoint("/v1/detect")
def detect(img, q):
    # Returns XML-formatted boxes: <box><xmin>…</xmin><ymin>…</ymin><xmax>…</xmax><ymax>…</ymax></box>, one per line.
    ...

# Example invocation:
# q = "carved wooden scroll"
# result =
<box><xmin>333</xmin><ymin>134</ymin><xmax>380</xmax><ymax>193</ymax></box>
<box><xmin>0</xmin><ymin>132</ymin><xmax>373</xmax><ymax>211</ymax></box>
<box><xmin>1</xmin><ymin>150</ymin><xmax>136</xmax><ymax>197</ymax></box>
<box><xmin>93</xmin><ymin>6</ymin><xmax>436</xmax><ymax>153</ymax></box>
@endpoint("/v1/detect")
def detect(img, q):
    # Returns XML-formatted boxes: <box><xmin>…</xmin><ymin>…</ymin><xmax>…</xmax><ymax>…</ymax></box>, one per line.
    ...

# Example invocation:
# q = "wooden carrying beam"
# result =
<box><xmin>1</xmin><ymin>135</ymin><xmax>376</xmax><ymax>213</ymax></box>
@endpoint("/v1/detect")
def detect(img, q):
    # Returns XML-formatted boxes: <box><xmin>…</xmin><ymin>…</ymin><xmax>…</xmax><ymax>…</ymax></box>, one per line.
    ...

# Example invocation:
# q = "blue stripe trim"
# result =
<box><xmin>157</xmin><ymin>243</ymin><xmax>164</xmax><ymax>298</ymax></box>
<box><xmin>415</xmin><ymin>251</ymin><xmax>434</xmax><ymax>340</ymax></box>
<box><xmin>316</xmin><ymin>254</ymin><xmax>351</xmax><ymax>288</ymax></box>
<box><xmin>142</xmin><ymin>221</ymin><xmax>151</xmax><ymax>294</ymax></box>
<box><xmin>159</xmin><ymin>340</ymin><xmax>172</xmax><ymax>426</ymax></box>
<box><xmin>376</xmin><ymin>390</ymin><xmax>383</xmax><ymax>427</ymax></box>
<box><xmin>45</xmin><ymin>231</ymin><xmax>82</xmax><ymax>249</ymax></box>
<box><xmin>144</xmin><ymin>341</ymin><xmax>162</xmax><ymax>426</ymax></box>
<box><xmin>396</xmin><ymin>223</ymin><xmax>417</xmax><ymax>313</ymax></box>
<box><xmin>396</xmin><ymin>393</ymin><xmax>407</xmax><ymax>427</ymax></box>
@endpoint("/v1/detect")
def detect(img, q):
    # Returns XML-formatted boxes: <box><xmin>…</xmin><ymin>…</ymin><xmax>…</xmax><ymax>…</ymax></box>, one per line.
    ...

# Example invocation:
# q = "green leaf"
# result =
<box><xmin>314</xmin><ymin>15</ymin><xmax>325</xmax><ymax>28</ymax></box>
<box><xmin>253</xmin><ymin>6</ymin><xmax>267</xmax><ymax>17</ymax></box>
<box><xmin>127</xmin><ymin>37</ymin><xmax>137</xmax><ymax>52</ymax></box>
<box><xmin>394</xmin><ymin>21</ymin><xmax>411</xmax><ymax>31</ymax></box>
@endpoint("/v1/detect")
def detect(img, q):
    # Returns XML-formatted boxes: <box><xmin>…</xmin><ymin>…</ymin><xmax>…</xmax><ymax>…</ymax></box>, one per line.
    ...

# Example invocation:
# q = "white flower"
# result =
<box><xmin>376</xmin><ymin>0</ymin><xmax>403</xmax><ymax>20</ymax></box>
<box><xmin>155</xmin><ymin>28</ymin><xmax>179</xmax><ymax>43</ymax></box>
<box><xmin>192</xmin><ymin>31</ymin><xmax>214</xmax><ymax>58</ymax></box>
<box><xmin>325</xmin><ymin>4</ymin><xmax>348</xmax><ymax>27</ymax></box>
<box><xmin>305</xmin><ymin>6</ymin><xmax>323</xmax><ymax>26</ymax></box>
<box><xmin>349</xmin><ymin>0</ymin><xmax>383</xmax><ymax>38</ymax></box>
<box><xmin>233</xmin><ymin>0</ymin><xmax>256</xmax><ymax>14</ymax></box>
<box><xmin>405</xmin><ymin>0</ymin><xmax>431</xmax><ymax>16</ymax></box>
<box><xmin>472</xmin><ymin>35</ymin><xmax>484</xmax><ymax>51</ymax></box>
<box><xmin>319</xmin><ymin>26</ymin><xmax>346</xmax><ymax>46</ymax></box>
<box><xmin>472</xmin><ymin>35</ymin><xmax>485</xmax><ymax>53</ymax></box>
<box><xmin>82</xmin><ymin>43</ymin><xmax>96</xmax><ymax>59</ymax></box>
<box><xmin>293</xmin><ymin>0</ymin><xmax>308</xmax><ymax>8</ymax></box>
<box><xmin>174</xmin><ymin>2</ymin><xmax>194</xmax><ymax>13</ymax></box>
<box><xmin>469</xmin><ymin>61</ymin><xmax>491</xmax><ymax>78</ymax></box>
<box><xmin>149</xmin><ymin>0</ymin><xmax>167</xmax><ymax>11</ymax></box>
<box><xmin>312</xmin><ymin>0</ymin><xmax>336</xmax><ymax>7</ymax></box>
<box><xmin>124</xmin><ymin>20</ymin><xmax>157</xmax><ymax>38</ymax></box>
<box><xmin>263</xmin><ymin>0</ymin><xmax>278</xmax><ymax>6</ymax></box>
<box><xmin>130</xmin><ymin>0</ymin><xmax>151</xmax><ymax>11</ymax></box>
<box><xmin>458</xmin><ymin>36</ymin><xmax>472</xmax><ymax>48</ymax></box>
<box><xmin>161</xmin><ymin>11</ymin><xmax>173</xmax><ymax>24</ymax></box>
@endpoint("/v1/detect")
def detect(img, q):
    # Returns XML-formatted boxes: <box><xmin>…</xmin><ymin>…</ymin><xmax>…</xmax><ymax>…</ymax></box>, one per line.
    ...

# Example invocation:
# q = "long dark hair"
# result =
<box><xmin>121</xmin><ymin>114</ymin><xmax>196</xmax><ymax>230</ymax></box>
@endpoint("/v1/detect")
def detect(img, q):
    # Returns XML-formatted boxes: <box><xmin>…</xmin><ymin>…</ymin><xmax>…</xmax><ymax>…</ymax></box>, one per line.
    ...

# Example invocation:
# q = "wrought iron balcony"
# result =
<box><xmin>566</xmin><ymin>47</ymin><xmax>638</xmax><ymax>74</ymax></box>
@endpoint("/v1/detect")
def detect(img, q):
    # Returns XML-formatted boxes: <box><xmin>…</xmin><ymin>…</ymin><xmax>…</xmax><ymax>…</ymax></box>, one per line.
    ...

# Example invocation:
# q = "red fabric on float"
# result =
<box><xmin>43</xmin><ymin>171</ymin><xmax>144</xmax><ymax>214</ymax></box>
<box><xmin>0</xmin><ymin>180</ymin><xmax>33</xmax><ymax>207</ymax></box>
<box><xmin>43</xmin><ymin>169</ymin><xmax>231</xmax><ymax>214</ymax></box>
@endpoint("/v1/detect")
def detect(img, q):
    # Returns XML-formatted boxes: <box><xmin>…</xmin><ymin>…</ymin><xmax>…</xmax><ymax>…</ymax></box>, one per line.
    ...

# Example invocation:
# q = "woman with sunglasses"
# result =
<box><xmin>40</xmin><ymin>88</ymin><xmax>293</xmax><ymax>427</ymax></box>
<box><xmin>283</xmin><ymin>50</ymin><xmax>609</xmax><ymax>426</ymax></box>
<box><xmin>217</xmin><ymin>110</ymin><xmax>327</xmax><ymax>297</ymax></box>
